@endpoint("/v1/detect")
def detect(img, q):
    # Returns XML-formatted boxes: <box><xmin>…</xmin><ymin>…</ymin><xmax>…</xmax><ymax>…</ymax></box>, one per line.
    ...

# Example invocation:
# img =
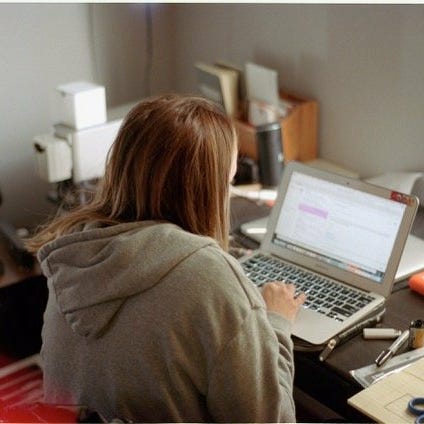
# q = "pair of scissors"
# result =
<box><xmin>408</xmin><ymin>397</ymin><xmax>424</xmax><ymax>423</ymax></box>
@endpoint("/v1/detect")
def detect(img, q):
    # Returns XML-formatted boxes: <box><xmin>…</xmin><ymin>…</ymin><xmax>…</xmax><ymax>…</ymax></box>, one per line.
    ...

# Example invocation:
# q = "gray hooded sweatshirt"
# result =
<box><xmin>38</xmin><ymin>221</ymin><xmax>296</xmax><ymax>423</ymax></box>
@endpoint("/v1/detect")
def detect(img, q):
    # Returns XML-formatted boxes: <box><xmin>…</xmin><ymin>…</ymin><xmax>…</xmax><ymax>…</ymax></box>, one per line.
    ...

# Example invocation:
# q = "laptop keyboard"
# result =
<box><xmin>241</xmin><ymin>253</ymin><xmax>374</xmax><ymax>322</ymax></box>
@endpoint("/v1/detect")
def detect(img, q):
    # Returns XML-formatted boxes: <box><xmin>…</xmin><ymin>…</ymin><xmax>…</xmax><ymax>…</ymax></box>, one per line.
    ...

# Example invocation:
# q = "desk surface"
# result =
<box><xmin>293</xmin><ymin>285</ymin><xmax>424</xmax><ymax>422</ymax></box>
<box><xmin>326</xmin><ymin>285</ymin><xmax>423</xmax><ymax>376</ymax></box>
<box><xmin>307</xmin><ymin>208</ymin><xmax>424</xmax><ymax>420</ymax></box>
<box><xmin>0</xmin><ymin>238</ymin><xmax>39</xmax><ymax>289</ymax></box>
<box><xmin>0</xmin><ymin>196</ymin><xmax>421</xmax><ymax>422</ymax></box>
<box><xmin>230</xmin><ymin>195</ymin><xmax>424</xmax><ymax>422</ymax></box>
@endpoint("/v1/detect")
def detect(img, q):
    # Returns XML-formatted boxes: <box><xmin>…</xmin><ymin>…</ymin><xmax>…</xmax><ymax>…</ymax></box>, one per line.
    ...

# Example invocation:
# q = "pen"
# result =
<box><xmin>319</xmin><ymin>338</ymin><xmax>338</xmax><ymax>361</ymax></box>
<box><xmin>375</xmin><ymin>329</ymin><xmax>410</xmax><ymax>367</ymax></box>
<box><xmin>319</xmin><ymin>312</ymin><xmax>383</xmax><ymax>361</ymax></box>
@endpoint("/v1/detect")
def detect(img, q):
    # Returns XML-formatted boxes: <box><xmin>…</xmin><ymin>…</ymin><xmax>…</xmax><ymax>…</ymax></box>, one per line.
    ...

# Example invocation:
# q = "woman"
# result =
<box><xmin>27</xmin><ymin>94</ymin><xmax>305</xmax><ymax>422</ymax></box>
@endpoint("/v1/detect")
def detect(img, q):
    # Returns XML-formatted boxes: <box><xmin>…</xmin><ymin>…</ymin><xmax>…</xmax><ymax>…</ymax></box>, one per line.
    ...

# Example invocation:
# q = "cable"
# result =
<box><xmin>144</xmin><ymin>4</ymin><xmax>153</xmax><ymax>98</ymax></box>
<box><xmin>88</xmin><ymin>4</ymin><xmax>100</xmax><ymax>84</ymax></box>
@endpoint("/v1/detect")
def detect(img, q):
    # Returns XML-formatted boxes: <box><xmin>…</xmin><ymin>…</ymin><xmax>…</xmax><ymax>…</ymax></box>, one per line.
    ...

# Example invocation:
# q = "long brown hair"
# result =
<box><xmin>27</xmin><ymin>94</ymin><xmax>237</xmax><ymax>252</ymax></box>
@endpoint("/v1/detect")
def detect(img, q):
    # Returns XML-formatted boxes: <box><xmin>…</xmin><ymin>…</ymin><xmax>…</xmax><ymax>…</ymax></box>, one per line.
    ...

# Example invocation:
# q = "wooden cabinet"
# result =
<box><xmin>233</xmin><ymin>91</ymin><xmax>318</xmax><ymax>163</ymax></box>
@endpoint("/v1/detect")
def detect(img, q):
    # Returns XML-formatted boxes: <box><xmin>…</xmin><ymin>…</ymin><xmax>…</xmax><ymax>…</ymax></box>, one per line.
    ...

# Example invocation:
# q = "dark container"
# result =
<box><xmin>256</xmin><ymin>122</ymin><xmax>284</xmax><ymax>187</ymax></box>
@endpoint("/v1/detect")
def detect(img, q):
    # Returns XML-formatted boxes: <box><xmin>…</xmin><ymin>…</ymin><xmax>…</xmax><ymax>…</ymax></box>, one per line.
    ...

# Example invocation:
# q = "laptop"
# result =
<box><xmin>240</xmin><ymin>218</ymin><xmax>424</xmax><ymax>283</ymax></box>
<box><xmin>240</xmin><ymin>161</ymin><xmax>419</xmax><ymax>345</ymax></box>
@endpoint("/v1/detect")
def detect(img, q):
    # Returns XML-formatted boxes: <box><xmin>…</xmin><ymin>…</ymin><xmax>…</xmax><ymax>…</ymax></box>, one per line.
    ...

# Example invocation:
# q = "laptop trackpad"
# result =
<box><xmin>293</xmin><ymin>308</ymin><xmax>342</xmax><ymax>345</ymax></box>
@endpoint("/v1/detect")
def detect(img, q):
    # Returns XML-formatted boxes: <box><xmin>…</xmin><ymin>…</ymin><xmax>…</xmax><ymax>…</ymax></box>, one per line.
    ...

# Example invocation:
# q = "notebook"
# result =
<box><xmin>240</xmin><ymin>161</ymin><xmax>419</xmax><ymax>345</ymax></box>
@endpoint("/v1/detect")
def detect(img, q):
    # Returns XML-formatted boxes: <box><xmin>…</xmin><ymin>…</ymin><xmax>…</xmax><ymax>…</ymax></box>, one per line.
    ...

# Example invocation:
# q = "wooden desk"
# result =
<box><xmin>230</xmin><ymin>196</ymin><xmax>424</xmax><ymax>422</ymax></box>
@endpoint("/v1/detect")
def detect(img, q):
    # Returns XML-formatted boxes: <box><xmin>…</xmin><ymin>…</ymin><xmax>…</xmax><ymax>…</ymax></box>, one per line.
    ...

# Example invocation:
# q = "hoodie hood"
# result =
<box><xmin>38</xmin><ymin>221</ymin><xmax>215</xmax><ymax>339</ymax></box>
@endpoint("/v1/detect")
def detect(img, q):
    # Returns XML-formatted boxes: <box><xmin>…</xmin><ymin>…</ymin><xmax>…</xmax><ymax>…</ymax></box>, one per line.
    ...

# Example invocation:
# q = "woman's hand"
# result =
<box><xmin>261</xmin><ymin>281</ymin><xmax>306</xmax><ymax>322</ymax></box>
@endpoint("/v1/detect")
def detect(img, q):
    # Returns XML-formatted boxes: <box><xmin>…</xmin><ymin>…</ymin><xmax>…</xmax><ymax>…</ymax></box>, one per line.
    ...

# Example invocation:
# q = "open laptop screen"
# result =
<box><xmin>272</xmin><ymin>171</ymin><xmax>406</xmax><ymax>283</ymax></box>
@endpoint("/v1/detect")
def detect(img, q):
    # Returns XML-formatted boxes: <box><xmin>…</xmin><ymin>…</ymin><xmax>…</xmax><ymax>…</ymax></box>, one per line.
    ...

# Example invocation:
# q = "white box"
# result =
<box><xmin>33</xmin><ymin>134</ymin><xmax>72</xmax><ymax>183</ymax></box>
<box><xmin>70</xmin><ymin>120</ymin><xmax>122</xmax><ymax>183</ymax></box>
<box><xmin>56</xmin><ymin>81</ymin><xmax>106</xmax><ymax>130</ymax></box>
<box><xmin>54</xmin><ymin>119</ymin><xmax>122</xmax><ymax>184</ymax></box>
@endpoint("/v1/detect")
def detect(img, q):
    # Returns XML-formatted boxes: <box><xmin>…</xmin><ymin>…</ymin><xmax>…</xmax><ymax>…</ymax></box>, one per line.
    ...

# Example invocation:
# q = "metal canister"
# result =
<box><xmin>409</xmin><ymin>319</ymin><xmax>424</xmax><ymax>349</ymax></box>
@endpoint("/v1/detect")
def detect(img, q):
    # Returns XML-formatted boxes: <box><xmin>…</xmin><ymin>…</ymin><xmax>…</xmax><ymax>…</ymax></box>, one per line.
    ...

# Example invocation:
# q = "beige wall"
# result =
<box><xmin>1</xmin><ymin>3</ymin><xmax>423</xmax><ymax>227</ymax></box>
<box><xmin>0</xmin><ymin>4</ymin><xmax>174</xmax><ymax>226</ymax></box>
<box><xmin>172</xmin><ymin>4</ymin><xmax>424</xmax><ymax>178</ymax></box>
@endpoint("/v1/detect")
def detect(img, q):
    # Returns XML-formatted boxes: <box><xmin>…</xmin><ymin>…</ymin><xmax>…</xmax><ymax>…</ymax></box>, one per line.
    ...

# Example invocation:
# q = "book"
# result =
<box><xmin>214</xmin><ymin>61</ymin><xmax>246</xmax><ymax>103</ymax></box>
<box><xmin>245</xmin><ymin>62</ymin><xmax>280</xmax><ymax>107</ymax></box>
<box><xmin>195</xmin><ymin>62</ymin><xmax>239</xmax><ymax>117</ymax></box>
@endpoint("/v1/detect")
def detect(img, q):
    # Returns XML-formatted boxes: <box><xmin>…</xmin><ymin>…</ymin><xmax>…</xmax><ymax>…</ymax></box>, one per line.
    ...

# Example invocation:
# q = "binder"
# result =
<box><xmin>195</xmin><ymin>62</ymin><xmax>239</xmax><ymax>117</ymax></box>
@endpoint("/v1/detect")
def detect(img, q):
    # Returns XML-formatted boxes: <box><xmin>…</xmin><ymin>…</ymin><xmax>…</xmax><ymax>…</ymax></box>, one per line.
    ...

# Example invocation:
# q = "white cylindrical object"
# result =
<box><xmin>363</xmin><ymin>328</ymin><xmax>402</xmax><ymax>340</ymax></box>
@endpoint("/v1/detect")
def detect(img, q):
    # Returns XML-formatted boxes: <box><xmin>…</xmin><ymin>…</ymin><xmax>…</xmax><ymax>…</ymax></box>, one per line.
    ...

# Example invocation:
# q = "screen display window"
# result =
<box><xmin>273</xmin><ymin>172</ymin><xmax>406</xmax><ymax>283</ymax></box>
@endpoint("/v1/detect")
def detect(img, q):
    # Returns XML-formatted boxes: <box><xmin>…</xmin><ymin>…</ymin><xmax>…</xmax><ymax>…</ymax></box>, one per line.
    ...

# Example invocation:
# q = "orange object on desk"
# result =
<box><xmin>409</xmin><ymin>271</ymin><xmax>424</xmax><ymax>295</ymax></box>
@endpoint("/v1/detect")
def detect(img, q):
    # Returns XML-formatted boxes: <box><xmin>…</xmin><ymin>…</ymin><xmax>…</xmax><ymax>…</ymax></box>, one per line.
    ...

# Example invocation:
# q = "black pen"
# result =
<box><xmin>319</xmin><ymin>312</ymin><xmax>383</xmax><ymax>361</ymax></box>
<box><xmin>319</xmin><ymin>337</ymin><xmax>338</xmax><ymax>361</ymax></box>
<box><xmin>375</xmin><ymin>329</ymin><xmax>410</xmax><ymax>367</ymax></box>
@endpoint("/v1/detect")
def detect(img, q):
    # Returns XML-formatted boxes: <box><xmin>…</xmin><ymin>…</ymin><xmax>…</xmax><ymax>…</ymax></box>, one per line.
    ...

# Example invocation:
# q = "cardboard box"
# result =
<box><xmin>56</xmin><ymin>82</ymin><xmax>106</xmax><ymax>130</ymax></box>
